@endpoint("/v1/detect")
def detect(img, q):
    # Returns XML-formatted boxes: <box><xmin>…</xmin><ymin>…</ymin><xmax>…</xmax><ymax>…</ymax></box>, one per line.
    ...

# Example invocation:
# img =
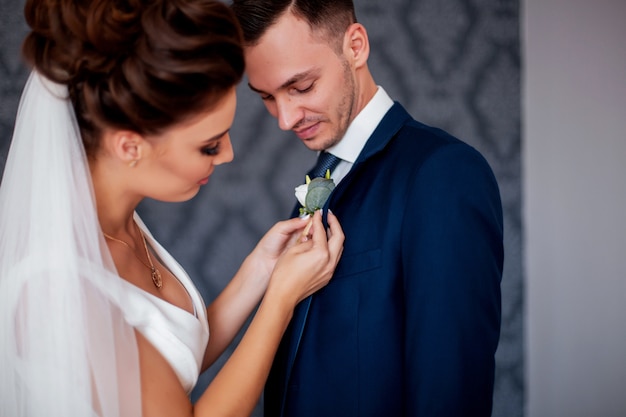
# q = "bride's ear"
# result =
<box><xmin>104</xmin><ymin>130</ymin><xmax>145</xmax><ymax>167</ymax></box>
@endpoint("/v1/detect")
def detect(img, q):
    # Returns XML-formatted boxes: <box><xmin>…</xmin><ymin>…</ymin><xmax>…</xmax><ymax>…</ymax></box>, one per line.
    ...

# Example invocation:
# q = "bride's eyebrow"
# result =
<box><xmin>202</xmin><ymin>128</ymin><xmax>230</xmax><ymax>143</ymax></box>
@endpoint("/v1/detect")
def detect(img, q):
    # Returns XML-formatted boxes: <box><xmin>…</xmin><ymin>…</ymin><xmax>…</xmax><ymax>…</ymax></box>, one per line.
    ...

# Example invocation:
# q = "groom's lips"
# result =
<box><xmin>294</xmin><ymin>122</ymin><xmax>321</xmax><ymax>140</ymax></box>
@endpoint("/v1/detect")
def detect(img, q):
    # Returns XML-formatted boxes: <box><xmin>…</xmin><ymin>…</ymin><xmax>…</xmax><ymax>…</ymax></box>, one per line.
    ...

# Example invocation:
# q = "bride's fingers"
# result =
<box><xmin>326</xmin><ymin>210</ymin><xmax>341</xmax><ymax>236</ymax></box>
<box><xmin>276</xmin><ymin>215</ymin><xmax>309</xmax><ymax>236</ymax></box>
<box><xmin>308</xmin><ymin>211</ymin><xmax>329</xmax><ymax>248</ymax></box>
<box><xmin>299</xmin><ymin>216</ymin><xmax>314</xmax><ymax>242</ymax></box>
<box><xmin>326</xmin><ymin>210</ymin><xmax>344</xmax><ymax>261</ymax></box>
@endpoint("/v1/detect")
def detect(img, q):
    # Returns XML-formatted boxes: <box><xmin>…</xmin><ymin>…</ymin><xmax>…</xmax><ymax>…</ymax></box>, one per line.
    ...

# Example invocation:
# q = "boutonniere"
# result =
<box><xmin>294</xmin><ymin>169</ymin><xmax>336</xmax><ymax>217</ymax></box>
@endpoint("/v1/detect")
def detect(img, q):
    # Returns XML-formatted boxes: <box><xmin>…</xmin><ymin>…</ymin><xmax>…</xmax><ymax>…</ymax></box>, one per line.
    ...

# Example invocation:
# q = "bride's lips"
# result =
<box><xmin>294</xmin><ymin>122</ymin><xmax>320</xmax><ymax>140</ymax></box>
<box><xmin>198</xmin><ymin>176</ymin><xmax>210</xmax><ymax>185</ymax></box>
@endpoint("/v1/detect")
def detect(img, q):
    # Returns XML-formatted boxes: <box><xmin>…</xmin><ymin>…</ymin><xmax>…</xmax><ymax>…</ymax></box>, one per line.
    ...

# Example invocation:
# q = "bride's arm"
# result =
<box><xmin>194</xmin><ymin>210</ymin><xmax>344</xmax><ymax>417</ymax></box>
<box><xmin>201</xmin><ymin>215</ymin><xmax>309</xmax><ymax>369</ymax></box>
<box><xmin>137</xmin><ymin>211</ymin><xmax>343</xmax><ymax>417</ymax></box>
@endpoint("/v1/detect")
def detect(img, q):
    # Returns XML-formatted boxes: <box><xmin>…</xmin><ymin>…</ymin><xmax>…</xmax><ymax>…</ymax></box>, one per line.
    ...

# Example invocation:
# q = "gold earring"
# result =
<box><xmin>129</xmin><ymin>159</ymin><xmax>138</xmax><ymax>168</ymax></box>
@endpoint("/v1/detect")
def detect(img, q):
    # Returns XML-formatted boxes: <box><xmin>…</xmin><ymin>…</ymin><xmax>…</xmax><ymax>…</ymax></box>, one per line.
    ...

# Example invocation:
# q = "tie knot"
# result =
<box><xmin>308</xmin><ymin>152</ymin><xmax>341</xmax><ymax>178</ymax></box>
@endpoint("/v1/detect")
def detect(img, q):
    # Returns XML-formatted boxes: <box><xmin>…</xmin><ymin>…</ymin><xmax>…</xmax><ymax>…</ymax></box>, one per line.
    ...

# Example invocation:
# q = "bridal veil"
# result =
<box><xmin>0</xmin><ymin>72</ymin><xmax>142</xmax><ymax>416</ymax></box>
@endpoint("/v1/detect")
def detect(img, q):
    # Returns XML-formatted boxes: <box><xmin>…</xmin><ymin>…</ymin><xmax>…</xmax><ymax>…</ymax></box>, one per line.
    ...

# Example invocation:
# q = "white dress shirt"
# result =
<box><xmin>325</xmin><ymin>86</ymin><xmax>394</xmax><ymax>184</ymax></box>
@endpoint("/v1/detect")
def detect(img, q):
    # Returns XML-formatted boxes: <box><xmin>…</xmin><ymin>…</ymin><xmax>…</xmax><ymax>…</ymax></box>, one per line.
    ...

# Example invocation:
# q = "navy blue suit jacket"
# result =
<box><xmin>264</xmin><ymin>103</ymin><xmax>503</xmax><ymax>417</ymax></box>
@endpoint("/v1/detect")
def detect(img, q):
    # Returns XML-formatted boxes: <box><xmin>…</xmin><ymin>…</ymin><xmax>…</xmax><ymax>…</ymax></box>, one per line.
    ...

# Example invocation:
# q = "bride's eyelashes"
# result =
<box><xmin>201</xmin><ymin>143</ymin><xmax>220</xmax><ymax>156</ymax></box>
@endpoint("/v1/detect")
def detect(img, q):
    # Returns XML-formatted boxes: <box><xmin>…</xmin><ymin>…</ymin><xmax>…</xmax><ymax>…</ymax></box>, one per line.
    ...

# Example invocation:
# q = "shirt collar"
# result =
<box><xmin>326</xmin><ymin>86</ymin><xmax>394</xmax><ymax>164</ymax></box>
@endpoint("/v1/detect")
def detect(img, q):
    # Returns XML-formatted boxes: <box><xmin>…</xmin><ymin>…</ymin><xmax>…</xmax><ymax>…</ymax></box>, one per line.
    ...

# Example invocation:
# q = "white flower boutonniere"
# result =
<box><xmin>295</xmin><ymin>169</ymin><xmax>336</xmax><ymax>217</ymax></box>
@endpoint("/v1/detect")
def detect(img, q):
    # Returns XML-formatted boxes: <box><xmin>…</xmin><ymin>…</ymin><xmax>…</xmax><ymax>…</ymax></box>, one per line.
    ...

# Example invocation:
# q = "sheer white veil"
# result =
<box><xmin>0</xmin><ymin>71</ymin><xmax>142</xmax><ymax>416</ymax></box>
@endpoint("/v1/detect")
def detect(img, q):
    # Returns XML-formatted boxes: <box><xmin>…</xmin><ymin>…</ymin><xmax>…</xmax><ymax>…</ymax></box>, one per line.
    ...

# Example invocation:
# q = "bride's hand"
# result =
<box><xmin>247</xmin><ymin>215</ymin><xmax>311</xmax><ymax>280</ymax></box>
<box><xmin>265</xmin><ymin>210</ymin><xmax>344</xmax><ymax>308</ymax></box>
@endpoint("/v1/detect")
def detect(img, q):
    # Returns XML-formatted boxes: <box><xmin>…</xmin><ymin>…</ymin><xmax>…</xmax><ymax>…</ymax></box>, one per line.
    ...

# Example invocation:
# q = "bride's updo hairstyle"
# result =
<box><xmin>22</xmin><ymin>0</ymin><xmax>244</xmax><ymax>157</ymax></box>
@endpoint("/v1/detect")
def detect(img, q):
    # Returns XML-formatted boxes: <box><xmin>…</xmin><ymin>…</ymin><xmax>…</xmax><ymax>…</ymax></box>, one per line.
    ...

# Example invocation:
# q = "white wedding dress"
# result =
<box><xmin>126</xmin><ymin>215</ymin><xmax>210</xmax><ymax>394</ymax></box>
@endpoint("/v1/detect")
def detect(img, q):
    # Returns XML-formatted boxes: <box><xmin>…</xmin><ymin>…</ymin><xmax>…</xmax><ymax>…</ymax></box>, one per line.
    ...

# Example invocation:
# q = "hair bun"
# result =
<box><xmin>22</xmin><ymin>0</ymin><xmax>144</xmax><ymax>83</ymax></box>
<box><xmin>22</xmin><ymin>0</ymin><xmax>243</xmax><ymax>157</ymax></box>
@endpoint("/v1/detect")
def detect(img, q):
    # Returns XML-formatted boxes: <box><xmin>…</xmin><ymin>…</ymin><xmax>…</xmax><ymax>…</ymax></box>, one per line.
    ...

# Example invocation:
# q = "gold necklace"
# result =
<box><xmin>103</xmin><ymin>223</ymin><xmax>163</xmax><ymax>289</ymax></box>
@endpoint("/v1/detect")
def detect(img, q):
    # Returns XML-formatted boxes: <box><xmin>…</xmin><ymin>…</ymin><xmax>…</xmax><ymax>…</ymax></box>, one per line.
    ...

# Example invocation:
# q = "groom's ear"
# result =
<box><xmin>344</xmin><ymin>23</ymin><xmax>370</xmax><ymax>69</ymax></box>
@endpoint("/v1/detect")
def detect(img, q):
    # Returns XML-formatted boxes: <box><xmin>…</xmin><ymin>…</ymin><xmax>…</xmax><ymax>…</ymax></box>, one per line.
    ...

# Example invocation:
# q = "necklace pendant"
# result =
<box><xmin>151</xmin><ymin>267</ymin><xmax>162</xmax><ymax>289</ymax></box>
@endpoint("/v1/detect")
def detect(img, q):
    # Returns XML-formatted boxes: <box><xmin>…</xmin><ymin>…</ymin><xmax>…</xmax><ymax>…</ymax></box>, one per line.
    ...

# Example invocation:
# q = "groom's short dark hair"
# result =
<box><xmin>231</xmin><ymin>0</ymin><xmax>357</xmax><ymax>51</ymax></box>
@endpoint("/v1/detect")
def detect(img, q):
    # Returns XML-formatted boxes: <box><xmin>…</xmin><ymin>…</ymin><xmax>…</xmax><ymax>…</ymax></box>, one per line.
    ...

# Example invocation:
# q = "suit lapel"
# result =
<box><xmin>327</xmin><ymin>103</ymin><xmax>411</xmax><ymax>207</ymax></box>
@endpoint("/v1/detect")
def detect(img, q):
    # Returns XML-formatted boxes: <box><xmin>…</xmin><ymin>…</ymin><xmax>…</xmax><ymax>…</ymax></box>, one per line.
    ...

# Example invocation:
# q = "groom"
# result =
<box><xmin>232</xmin><ymin>1</ymin><xmax>504</xmax><ymax>416</ymax></box>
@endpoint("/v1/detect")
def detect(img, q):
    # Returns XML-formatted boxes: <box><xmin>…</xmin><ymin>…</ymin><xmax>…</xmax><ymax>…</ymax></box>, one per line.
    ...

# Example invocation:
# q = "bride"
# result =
<box><xmin>0</xmin><ymin>0</ymin><xmax>344</xmax><ymax>416</ymax></box>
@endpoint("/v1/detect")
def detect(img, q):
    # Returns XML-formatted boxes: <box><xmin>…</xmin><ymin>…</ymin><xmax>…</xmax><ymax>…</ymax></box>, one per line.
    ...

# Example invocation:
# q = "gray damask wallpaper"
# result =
<box><xmin>0</xmin><ymin>0</ymin><xmax>522</xmax><ymax>416</ymax></box>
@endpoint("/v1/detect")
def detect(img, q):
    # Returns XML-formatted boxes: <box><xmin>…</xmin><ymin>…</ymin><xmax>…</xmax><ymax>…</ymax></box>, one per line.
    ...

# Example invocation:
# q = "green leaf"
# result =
<box><xmin>305</xmin><ymin>178</ymin><xmax>335</xmax><ymax>211</ymax></box>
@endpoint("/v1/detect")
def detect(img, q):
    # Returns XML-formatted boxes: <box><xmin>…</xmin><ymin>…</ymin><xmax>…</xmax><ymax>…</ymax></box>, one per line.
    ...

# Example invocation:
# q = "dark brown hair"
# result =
<box><xmin>23</xmin><ymin>0</ymin><xmax>244</xmax><ymax>156</ymax></box>
<box><xmin>231</xmin><ymin>0</ymin><xmax>356</xmax><ymax>49</ymax></box>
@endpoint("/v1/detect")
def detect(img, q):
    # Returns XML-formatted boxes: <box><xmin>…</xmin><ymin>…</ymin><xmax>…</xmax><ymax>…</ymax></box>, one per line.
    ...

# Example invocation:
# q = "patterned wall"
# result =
<box><xmin>0</xmin><ymin>0</ymin><xmax>522</xmax><ymax>416</ymax></box>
